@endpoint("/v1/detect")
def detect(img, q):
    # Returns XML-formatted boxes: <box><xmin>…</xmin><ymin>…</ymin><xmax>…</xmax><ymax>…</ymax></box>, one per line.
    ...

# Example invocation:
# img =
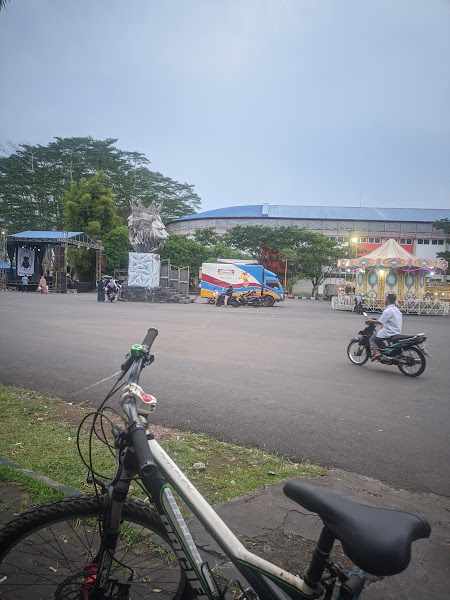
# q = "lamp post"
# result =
<box><xmin>352</xmin><ymin>237</ymin><xmax>358</xmax><ymax>282</ymax></box>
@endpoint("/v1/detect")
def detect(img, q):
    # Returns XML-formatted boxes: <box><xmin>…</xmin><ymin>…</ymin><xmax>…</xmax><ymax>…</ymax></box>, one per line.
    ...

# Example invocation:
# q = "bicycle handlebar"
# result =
<box><xmin>142</xmin><ymin>327</ymin><xmax>158</xmax><ymax>350</ymax></box>
<box><xmin>121</xmin><ymin>335</ymin><xmax>159</xmax><ymax>478</ymax></box>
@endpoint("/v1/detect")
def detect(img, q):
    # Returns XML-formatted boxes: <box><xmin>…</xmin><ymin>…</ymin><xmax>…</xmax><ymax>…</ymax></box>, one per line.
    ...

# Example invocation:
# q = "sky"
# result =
<box><xmin>1</xmin><ymin>0</ymin><xmax>449</xmax><ymax>214</ymax></box>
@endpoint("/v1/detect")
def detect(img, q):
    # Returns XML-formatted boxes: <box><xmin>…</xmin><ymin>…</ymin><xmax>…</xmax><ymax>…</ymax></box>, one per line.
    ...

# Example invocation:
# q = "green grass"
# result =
<box><xmin>0</xmin><ymin>384</ymin><xmax>326</xmax><ymax>508</ymax></box>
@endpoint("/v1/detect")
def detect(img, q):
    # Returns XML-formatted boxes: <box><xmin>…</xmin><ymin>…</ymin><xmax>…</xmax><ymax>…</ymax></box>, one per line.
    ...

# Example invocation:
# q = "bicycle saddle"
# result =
<box><xmin>283</xmin><ymin>481</ymin><xmax>431</xmax><ymax>576</ymax></box>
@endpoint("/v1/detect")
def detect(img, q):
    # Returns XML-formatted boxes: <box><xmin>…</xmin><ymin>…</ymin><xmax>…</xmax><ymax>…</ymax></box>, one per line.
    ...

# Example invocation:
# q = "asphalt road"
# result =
<box><xmin>0</xmin><ymin>292</ymin><xmax>449</xmax><ymax>496</ymax></box>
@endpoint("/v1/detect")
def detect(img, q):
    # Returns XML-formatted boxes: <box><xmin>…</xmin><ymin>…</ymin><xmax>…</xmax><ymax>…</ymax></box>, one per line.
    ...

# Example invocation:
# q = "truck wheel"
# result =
<box><xmin>262</xmin><ymin>296</ymin><xmax>275</xmax><ymax>307</ymax></box>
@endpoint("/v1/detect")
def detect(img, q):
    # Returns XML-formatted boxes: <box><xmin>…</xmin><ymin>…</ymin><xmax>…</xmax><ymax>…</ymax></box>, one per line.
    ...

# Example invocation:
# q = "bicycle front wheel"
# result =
<box><xmin>0</xmin><ymin>495</ymin><xmax>191</xmax><ymax>600</ymax></box>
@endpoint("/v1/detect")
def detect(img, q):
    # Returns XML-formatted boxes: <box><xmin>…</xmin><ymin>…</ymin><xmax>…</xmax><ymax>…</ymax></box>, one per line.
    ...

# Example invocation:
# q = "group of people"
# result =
<box><xmin>21</xmin><ymin>275</ymin><xmax>49</xmax><ymax>294</ymax></box>
<box><xmin>212</xmin><ymin>284</ymin><xmax>234</xmax><ymax>306</ymax></box>
<box><xmin>97</xmin><ymin>278</ymin><xmax>118</xmax><ymax>302</ymax></box>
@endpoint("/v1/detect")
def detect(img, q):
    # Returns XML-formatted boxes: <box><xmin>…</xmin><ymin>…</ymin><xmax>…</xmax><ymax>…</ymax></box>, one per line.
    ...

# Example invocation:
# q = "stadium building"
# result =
<box><xmin>167</xmin><ymin>204</ymin><xmax>450</xmax><ymax>263</ymax></box>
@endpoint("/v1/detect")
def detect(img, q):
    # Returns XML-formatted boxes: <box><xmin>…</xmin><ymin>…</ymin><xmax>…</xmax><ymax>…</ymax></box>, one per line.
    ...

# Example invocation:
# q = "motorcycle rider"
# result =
<box><xmin>365</xmin><ymin>293</ymin><xmax>402</xmax><ymax>361</ymax></box>
<box><xmin>106</xmin><ymin>278</ymin><xmax>118</xmax><ymax>300</ymax></box>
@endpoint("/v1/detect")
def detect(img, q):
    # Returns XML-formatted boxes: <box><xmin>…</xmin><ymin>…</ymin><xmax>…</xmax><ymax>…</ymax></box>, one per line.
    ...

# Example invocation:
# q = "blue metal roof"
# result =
<box><xmin>10</xmin><ymin>231</ymin><xmax>84</xmax><ymax>239</ymax></box>
<box><xmin>170</xmin><ymin>205</ymin><xmax>450</xmax><ymax>223</ymax></box>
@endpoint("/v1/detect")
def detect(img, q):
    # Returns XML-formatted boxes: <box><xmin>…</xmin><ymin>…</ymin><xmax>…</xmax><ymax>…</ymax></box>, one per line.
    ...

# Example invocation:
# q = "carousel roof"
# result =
<box><xmin>338</xmin><ymin>238</ymin><xmax>448</xmax><ymax>271</ymax></box>
<box><xmin>360</xmin><ymin>239</ymin><xmax>417</xmax><ymax>262</ymax></box>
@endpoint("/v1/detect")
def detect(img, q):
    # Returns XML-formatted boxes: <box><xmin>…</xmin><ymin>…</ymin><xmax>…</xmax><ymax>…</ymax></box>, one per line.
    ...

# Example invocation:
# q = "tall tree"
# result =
<box><xmin>102</xmin><ymin>226</ymin><xmax>133</xmax><ymax>274</ymax></box>
<box><xmin>225</xmin><ymin>225</ymin><xmax>307</xmax><ymax>264</ymax></box>
<box><xmin>433</xmin><ymin>219</ymin><xmax>450</xmax><ymax>267</ymax></box>
<box><xmin>159</xmin><ymin>234</ymin><xmax>210</xmax><ymax>278</ymax></box>
<box><xmin>0</xmin><ymin>137</ymin><xmax>200</xmax><ymax>232</ymax></box>
<box><xmin>193</xmin><ymin>227</ymin><xmax>221</xmax><ymax>247</ymax></box>
<box><xmin>63</xmin><ymin>172</ymin><xmax>122</xmax><ymax>280</ymax></box>
<box><xmin>282</xmin><ymin>233</ymin><xmax>344</xmax><ymax>296</ymax></box>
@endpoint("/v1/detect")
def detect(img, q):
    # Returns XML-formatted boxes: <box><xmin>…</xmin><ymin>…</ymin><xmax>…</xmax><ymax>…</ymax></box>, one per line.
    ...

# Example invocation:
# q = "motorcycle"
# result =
<box><xmin>106</xmin><ymin>286</ymin><xmax>117</xmax><ymax>302</ymax></box>
<box><xmin>236</xmin><ymin>291</ymin><xmax>276</xmax><ymax>307</ymax></box>
<box><xmin>236</xmin><ymin>291</ymin><xmax>263</xmax><ymax>307</ymax></box>
<box><xmin>347</xmin><ymin>312</ymin><xmax>430</xmax><ymax>377</ymax></box>
<box><xmin>209</xmin><ymin>293</ymin><xmax>239</xmax><ymax>307</ymax></box>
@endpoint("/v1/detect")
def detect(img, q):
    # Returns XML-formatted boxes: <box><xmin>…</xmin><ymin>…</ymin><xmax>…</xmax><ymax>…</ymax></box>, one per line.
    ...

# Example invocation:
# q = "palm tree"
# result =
<box><xmin>0</xmin><ymin>0</ymin><xmax>10</xmax><ymax>10</ymax></box>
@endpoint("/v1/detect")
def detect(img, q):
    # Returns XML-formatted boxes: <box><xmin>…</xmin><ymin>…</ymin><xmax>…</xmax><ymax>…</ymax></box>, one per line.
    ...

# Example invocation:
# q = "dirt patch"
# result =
<box><xmin>13</xmin><ymin>394</ymin><xmax>183</xmax><ymax>440</ymax></box>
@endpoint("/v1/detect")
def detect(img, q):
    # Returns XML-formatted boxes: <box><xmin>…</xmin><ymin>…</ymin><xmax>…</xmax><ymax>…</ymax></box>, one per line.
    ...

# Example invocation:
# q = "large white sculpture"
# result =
<box><xmin>127</xmin><ymin>200</ymin><xmax>169</xmax><ymax>253</ymax></box>
<box><xmin>127</xmin><ymin>252</ymin><xmax>160</xmax><ymax>287</ymax></box>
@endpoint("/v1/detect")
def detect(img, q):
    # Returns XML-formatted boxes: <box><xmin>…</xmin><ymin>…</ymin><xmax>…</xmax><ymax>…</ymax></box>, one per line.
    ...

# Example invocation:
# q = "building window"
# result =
<box><xmin>368</xmin><ymin>237</ymin><xmax>381</xmax><ymax>244</ymax></box>
<box><xmin>432</xmin><ymin>239</ymin><xmax>438</xmax><ymax>245</ymax></box>
<box><xmin>438</xmin><ymin>240</ymin><xmax>444</xmax><ymax>245</ymax></box>
<box><xmin>423</xmin><ymin>239</ymin><xmax>429</xmax><ymax>244</ymax></box>
<box><xmin>399</xmin><ymin>238</ymin><xmax>412</xmax><ymax>245</ymax></box>
<box><xmin>359</xmin><ymin>237</ymin><xmax>367</xmax><ymax>243</ymax></box>
<box><xmin>418</xmin><ymin>239</ymin><xmax>423</xmax><ymax>244</ymax></box>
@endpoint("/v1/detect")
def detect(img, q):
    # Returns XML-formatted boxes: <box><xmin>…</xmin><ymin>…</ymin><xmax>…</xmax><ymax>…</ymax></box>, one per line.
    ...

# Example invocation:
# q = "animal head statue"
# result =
<box><xmin>127</xmin><ymin>200</ymin><xmax>170</xmax><ymax>253</ymax></box>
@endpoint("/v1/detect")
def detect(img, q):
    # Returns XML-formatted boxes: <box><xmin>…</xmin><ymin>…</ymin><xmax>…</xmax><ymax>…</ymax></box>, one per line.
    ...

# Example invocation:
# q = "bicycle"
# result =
<box><xmin>0</xmin><ymin>328</ymin><xmax>431</xmax><ymax>599</ymax></box>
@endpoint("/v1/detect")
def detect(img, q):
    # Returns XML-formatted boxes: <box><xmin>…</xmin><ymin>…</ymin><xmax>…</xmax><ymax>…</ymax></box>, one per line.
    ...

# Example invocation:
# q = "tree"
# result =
<box><xmin>63</xmin><ymin>172</ymin><xmax>122</xmax><ymax>280</ymax></box>
<box><xmin>0</xmin><ymin>137</ymin><xmax>200</xmax><ymax>233</ymax></box>
<box><xmin>433</xmin><ymin>219</ymin><xmax>450</xmax><ymax>267</ymax></box>
<box><xmin>204</xmin><ymin>243</ymin><xmax>250</xmax><ymax>262</ymax></box>
<box><xmin>225</xmin><ymin>225</ymin><xmax>307</xmax><ymax>264</ymax></box>
<box><xmin>282</xmin><ymin>233</ymin><xmax>343</xmax><ymax>296</ymax></box>
<box><xmin>193</xmin><ymin>227</ymin><xmax>221</xmax><ymax>247</ymax></box>
<box><xmin>102</xmin><ymin>226</ymin><xmax>132</xmax><ymax>274</ymax></box>
<box><xmin>159</xmin><ymin>234</ymin><xmax>210</xmax><ymax>278</ymax></box>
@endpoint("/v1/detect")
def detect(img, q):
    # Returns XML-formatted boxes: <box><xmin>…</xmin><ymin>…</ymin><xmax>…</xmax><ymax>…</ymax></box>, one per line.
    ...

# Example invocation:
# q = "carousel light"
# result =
<box><xmin>430</xmin><ymin>271</ymin><xmax>435</xmax><ymax>275</ymax></box>
<box><xmin>352</xmin><ymin>237</ymin><xmax>358</xmax><ymax>243</ymax></box>
<box><xmin>379</xmin><ymin>269</ymin><xmax>385</xmax><ymax>276</ymax></box>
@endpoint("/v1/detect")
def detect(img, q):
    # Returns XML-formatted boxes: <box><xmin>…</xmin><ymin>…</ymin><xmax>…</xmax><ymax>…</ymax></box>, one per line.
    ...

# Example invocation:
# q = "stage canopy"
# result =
<box><xmin>8</xmin><ymin>231</ymin><xmax>102</xmax><ymax>250</ymax></box>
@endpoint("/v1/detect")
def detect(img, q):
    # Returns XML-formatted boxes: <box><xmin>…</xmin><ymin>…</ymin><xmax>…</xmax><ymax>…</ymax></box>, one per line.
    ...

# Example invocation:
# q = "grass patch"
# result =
<box><xmin>0</xmin><ymin>465</ymin><xmax>68</xmax><ymax>508</ymax></box>
<box><xmin>0</xmin><ymin>384</ymin><xmax>326</xmax><ymax>508</ymax></box>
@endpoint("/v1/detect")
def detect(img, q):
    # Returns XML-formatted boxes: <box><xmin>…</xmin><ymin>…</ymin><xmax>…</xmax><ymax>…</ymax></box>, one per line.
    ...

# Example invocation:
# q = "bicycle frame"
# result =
<box><xmin>139</xmin><ymin>437</ymin><xmax>317</xmax><ymax>600</ymax></box>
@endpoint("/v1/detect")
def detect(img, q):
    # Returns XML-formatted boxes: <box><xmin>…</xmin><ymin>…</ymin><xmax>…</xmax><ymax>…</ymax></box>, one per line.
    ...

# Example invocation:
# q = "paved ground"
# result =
<box><xmin>0</xmin><ymin>292</ymin><xmax>449</xmax><ymax>497</ymax></box>
<box><xmin>1</xmin><ymin>469</ymin><xmax>447</xmax><ymax>600</ymax></box>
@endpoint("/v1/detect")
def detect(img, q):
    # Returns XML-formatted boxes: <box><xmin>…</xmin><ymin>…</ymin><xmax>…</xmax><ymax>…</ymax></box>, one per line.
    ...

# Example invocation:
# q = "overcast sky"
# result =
<box><xmin>1</xmin><ymin>0</ymin><xmax>449</xmax><ymax>213</ymax></box>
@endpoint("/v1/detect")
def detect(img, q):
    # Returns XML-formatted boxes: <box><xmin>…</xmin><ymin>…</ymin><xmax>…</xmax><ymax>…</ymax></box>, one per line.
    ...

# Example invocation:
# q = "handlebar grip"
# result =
<box><xmin>142</xmin><ymin>328</ymin><xmax>158</xmax><ymax>351</ymax></box>
<box><xmin>130</xmin><ymin>424</ymin><xmax>158</xmax><ymax>477</ymax></box>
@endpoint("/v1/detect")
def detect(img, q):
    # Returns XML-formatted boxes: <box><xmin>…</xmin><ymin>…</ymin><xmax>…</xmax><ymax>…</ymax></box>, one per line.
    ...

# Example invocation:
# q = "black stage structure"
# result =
<box><xmin>4</xmin><ymin>231</ymin><xmax>103</xmax><ymax>293</ymax></box>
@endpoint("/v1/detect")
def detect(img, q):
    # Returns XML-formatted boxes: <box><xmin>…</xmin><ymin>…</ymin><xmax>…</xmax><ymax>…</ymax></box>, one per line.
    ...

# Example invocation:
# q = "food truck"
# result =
<box><xmin>200</xmin><ymin>263</ymin><xmax>284</xmax><ymax>303</ymax></box>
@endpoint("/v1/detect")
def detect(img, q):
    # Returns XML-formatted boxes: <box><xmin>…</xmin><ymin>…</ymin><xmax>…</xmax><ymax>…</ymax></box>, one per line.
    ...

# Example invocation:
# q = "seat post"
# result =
<box><xmin>304</xmin><ymin>526</ymin><xmax>336</xmax><ymax>590</ymax></box>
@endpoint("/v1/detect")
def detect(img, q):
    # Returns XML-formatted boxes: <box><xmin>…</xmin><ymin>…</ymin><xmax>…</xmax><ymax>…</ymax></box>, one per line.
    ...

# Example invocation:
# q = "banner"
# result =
<box><xmin>17</xmin><ymin>248</ymin><xmax>35</xmax><ymax>276</ymax></box>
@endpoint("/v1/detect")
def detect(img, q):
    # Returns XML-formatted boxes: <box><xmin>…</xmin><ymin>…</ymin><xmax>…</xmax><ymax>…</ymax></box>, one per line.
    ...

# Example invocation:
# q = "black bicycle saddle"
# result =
<box><xmin>283</xmin><ymin>481</ymin><xmax>431</xmax><ymax>576</ymax></box>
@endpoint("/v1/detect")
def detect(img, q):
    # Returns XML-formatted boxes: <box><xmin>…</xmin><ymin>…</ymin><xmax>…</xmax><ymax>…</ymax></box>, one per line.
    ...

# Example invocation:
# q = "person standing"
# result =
<box><xmin>212</xmin><ymin>288</ymin><xmax>219</xmax><ymax>305</ymax></box>
<box><xmin>224</xmin><ymin>284</ymin><xmax>234</xmax><ymax>306</ymax></box>
<box><xmin>39</xmin><ymin>275</ymin><xmax>48</xmax><ymax>294</ymax></box>
<box><xmin>97</xmin><ymin>278</ymin><xmax>105</xmax><ymax>302</ymax></box>
<box><xmin>21</xmin><ymin>275</ymin><xmax>29</xmax><ymax>292</ymax></box>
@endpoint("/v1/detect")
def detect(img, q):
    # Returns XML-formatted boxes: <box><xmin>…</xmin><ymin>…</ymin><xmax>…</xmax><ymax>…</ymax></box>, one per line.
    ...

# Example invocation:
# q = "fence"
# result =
<box><xmin>160</xmin><ymin>260</ymin><xmax>190</xmax><ymax>296</ymax></box>
<box><xmin>332</xmin><ymin>296</ymin><xmax>449</xmax><ymax>316</ymax></box>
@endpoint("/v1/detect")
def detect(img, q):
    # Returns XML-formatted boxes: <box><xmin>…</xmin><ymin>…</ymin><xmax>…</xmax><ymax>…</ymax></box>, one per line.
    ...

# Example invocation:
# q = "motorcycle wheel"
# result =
<box><xmin>347</xmin><ymin>341</ymin><xmax>369</xmax><ymax>366</ymax></box>
<box><xmin>262</xmin><ymin>296</ymin><xmax>275</xmax><ymax>307</ymax></box>
<box><xmin>397</xmin><ymin>347</ymin><xmax>426</xmax><ymax>377</ymax></box>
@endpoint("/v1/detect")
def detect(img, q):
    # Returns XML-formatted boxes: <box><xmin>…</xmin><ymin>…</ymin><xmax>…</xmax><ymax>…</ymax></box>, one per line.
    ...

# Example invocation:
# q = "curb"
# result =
<box><xmin>0</xmin><ymin>457</ymin><xmax>82</xmax><ymax>497</ymax></box>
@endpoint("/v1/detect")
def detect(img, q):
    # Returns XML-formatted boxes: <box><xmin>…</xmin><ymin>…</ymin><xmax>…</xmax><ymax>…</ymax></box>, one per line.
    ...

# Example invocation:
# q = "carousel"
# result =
<box><xmin>334</xmin><ymin>239</ymin><xmax>449</xmax><ymax>316</ymax></box>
